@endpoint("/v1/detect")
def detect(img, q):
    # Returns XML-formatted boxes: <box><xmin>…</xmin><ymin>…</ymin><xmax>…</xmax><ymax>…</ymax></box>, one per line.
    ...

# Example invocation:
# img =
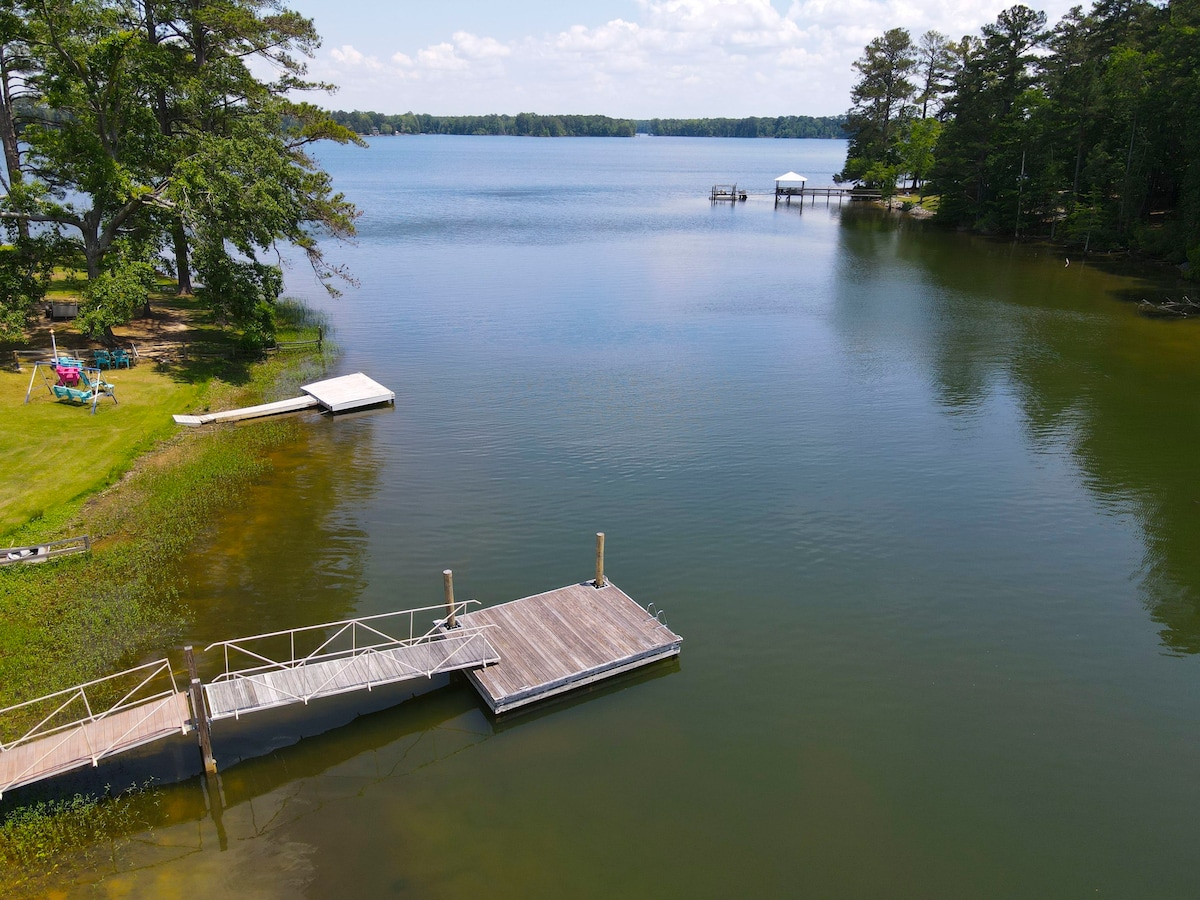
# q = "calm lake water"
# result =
<box><xmin>58</xmin><ymin>137</ymin><xmax>1200</xmax><ymax>896</ymax></box>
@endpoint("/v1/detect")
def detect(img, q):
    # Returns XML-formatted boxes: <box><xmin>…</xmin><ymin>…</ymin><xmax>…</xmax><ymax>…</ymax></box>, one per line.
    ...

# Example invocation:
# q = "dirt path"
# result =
<box><xmin>16</xmin><ymin>299</ymin><xmax>197</xmax><ymax>355</ymax></box>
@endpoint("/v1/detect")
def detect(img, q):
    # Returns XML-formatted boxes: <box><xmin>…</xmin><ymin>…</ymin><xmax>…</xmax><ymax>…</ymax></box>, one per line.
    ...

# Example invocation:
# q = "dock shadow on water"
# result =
<box><xmin>25</xmin><ymin>660</ymin><xmax>680</xmax><ymax>898</ymax></box>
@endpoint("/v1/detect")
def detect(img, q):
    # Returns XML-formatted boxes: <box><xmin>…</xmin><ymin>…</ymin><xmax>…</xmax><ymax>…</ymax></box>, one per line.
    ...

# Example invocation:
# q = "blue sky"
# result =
<box><xmin>285</xmin><ymin>0</ymin><xmax>1077</xmax><ymax>118</ymax></box>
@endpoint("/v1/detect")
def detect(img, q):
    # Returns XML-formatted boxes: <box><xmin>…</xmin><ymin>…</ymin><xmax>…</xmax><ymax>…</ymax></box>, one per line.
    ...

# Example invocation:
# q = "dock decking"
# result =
<box><xmin>1</xmin><ymin>542</ymin><xmax>682</xmax><ymax>796</ymax></box>
<box><xmin>301</xmin><ymin>372</ymin><xmax>394</xmax><ymax>412</ymax></box>
<box><xmin>457</xmin><ymin>581</ymin><xmax>682</xmax><ymax>714</ymax></box>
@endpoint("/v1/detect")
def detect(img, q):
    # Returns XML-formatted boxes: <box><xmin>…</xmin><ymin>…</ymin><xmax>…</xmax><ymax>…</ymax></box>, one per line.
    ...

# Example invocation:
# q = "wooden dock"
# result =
<box><xmin>173</xmin><ymin>372</ymin><xmax>394</xmax><ymax>426</ymax></box>
<box><xmin>457</xmin><ymin>580</ymin><xmax>682</xmax><ymax>714</ymax></box>
<box><xmin>774</xmin><ymin>185</ymin><xmax>883</xmax><ymax>207</ymax></box>
<box><xmin>0</xmin><ymin>538</ymin><xmax>682</xmax><ymax>796</ymax></box>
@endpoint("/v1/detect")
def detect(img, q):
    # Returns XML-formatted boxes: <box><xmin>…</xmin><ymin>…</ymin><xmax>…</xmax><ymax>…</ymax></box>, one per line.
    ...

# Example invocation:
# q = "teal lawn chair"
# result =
<box><xmin>50</xmin><ymin>367</ymin><xmax>117</xmax><ymax>414</ymax></box>
<box><xmin>111</xmin><ymin>348</ymin><xmax>132</xmax><ymax>368</ymax></box>
<box><xmin>93</xmin><ymin>349</ymin><xmax>113</xmax><ymax>369</ymax></box>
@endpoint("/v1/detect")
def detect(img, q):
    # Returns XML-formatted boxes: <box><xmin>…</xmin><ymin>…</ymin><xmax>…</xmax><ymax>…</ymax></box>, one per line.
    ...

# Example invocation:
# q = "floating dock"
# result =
<box><xmin>173</xmin><ymin>372</ymin><xmax>394</xmax><ymax>426</ymax></box>
<box><xmin>456</xmin><ymin>580</ymin><xmax>682</xmax><ymax>714</ymax></box>
<box><xmin>0</xmin><ymin>536</ymin><xmax>681</xmax><ymax>795</ymax></box>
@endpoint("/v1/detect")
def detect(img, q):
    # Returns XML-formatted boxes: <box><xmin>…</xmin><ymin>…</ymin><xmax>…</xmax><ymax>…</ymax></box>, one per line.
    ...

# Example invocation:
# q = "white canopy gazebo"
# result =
<box><xmin>774</xmin><ymin>171</ymin><xmax>808</xmax><ymax>204</ymax></box>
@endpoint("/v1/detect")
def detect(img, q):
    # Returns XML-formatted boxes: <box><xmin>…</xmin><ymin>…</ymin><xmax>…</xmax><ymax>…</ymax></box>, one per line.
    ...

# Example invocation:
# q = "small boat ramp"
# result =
<box><xmin>173</xmin><ymin>372</ymin><xmax>394</xmax><ymax>426</ymax></box>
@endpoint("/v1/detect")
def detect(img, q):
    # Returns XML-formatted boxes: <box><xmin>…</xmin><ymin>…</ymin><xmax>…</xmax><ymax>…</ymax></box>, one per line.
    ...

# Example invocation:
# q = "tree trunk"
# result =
<box><xmin>173</xmin><ymin>219</ymin><xmax>193</xmax><ymax>294</ymax></box>
<box><xmin>82</xmin><ymin>213</ymin><xmax>103</xmax><ymax>279</ymax></box>
<box><xmin>0</xmin><ymin>45</ymin><xmax>28</xmax><ymax>240</ymax></box>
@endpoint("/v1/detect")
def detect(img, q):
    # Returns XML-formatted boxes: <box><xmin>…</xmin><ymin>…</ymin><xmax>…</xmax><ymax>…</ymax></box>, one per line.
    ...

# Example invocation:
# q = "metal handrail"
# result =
<box><xmin>0</xmin><ymin>659</ymin><xmax>181</xmax><ymax>753</ymax></box>
<box><xmin>225</xmin><ymin>629</ymin><xmax>499</xmax><ymax>709</ymax></box>
<box><xmin>203</xmin><ymin>601</ymin><xmax>487</xmax><ymax>682</ymax></box>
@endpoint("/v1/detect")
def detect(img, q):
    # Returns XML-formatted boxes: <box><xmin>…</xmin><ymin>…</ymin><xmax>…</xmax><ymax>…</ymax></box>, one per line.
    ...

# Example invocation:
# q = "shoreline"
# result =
<box><xmin>0</xmin><ymin>299</ymin><xmax>332</xmax><ymax>707</ymax></box>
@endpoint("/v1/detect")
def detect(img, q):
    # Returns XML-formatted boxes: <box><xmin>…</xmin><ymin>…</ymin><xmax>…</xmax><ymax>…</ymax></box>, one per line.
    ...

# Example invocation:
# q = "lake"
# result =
<box><xmin>63</xmin><ymin>136</ymin><xmax>1200</xmax><ymax>896</ymax></box>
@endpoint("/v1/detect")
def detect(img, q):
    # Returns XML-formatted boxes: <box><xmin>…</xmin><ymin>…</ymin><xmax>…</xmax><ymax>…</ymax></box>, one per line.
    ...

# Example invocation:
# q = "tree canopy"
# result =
<box><xmin>0</xmin><ymin>0</ymin><xmax>360</xmax><ymax>342</ymax></box>
<box><xmin>843</xmin><ymin>1</ymin><xmax>1200</xmax><ymax>265</ymax></box>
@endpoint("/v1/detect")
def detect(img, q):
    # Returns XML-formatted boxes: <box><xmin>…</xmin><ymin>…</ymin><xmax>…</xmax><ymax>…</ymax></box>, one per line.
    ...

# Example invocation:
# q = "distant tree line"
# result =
<box><xmin>838</xmin><ymin>1</ymin><xmax>1200</xmax><ymax>265</ymax></box>
<box><xmin>328</xmin><ymin>111</ymin><xmax>636</xmax><ymax>137</ymax></box>
<box><xmin>328</xmin><ymin>111</ymin><xmax>846</xmax><ymax>140</ymax></box>
<box><xmin>636</xmin><ymin>116</ymin><xmax>846</xmax><ymax>138</ymax></box>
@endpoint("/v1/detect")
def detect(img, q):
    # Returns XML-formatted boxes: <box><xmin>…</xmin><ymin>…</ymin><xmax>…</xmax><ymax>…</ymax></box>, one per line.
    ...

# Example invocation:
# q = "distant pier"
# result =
<box><xmin>711</xmin><ymin>180</ymin><xmax>883</xmax><ymax>207</ymax></box>
<box><xmin>774</xmin><ymin>185</ymin><xmax>883</xmax><ymax>207</ymax></box>
<box><xmin>711</xmin><ymin>183</ymin><xmax>747</xmax><ymax>202</ymax></box>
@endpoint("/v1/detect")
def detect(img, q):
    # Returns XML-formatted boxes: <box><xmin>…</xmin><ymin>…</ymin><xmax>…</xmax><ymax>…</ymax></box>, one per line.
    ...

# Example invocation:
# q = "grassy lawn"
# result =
<box><xmin>0</xmin><ymin>298</ymin><xmax>331</xmax><ymax>706</ymax></box>
<box><xmin>0</xmin><ymin>365</ymin><xmax>204</xmax><ymax>537</ymax></box>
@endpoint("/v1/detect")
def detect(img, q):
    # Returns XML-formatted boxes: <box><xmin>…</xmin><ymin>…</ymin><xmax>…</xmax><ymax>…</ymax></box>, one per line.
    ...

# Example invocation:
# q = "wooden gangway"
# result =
<box><xmin>0</xmin><ymin>660</ymin><xmax>190</xmax><ymax>799</ymax></box>
<box><xmin>203</xmin><ymin>604</ymin><xmax>500</xmax><ymax>721</ymax></box>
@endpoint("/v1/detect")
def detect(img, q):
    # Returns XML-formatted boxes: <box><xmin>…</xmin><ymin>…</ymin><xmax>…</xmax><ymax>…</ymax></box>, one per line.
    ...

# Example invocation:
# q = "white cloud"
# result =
<box><xmin>314</xmin><ymin>0</ymin><xmax>1077</xmax><ymax>117</ymax></box>
<box><xmin>453</xmin><ymin>31</ymin><xmax>512</xmax><ymax>61</ymax></box>
<box><xmin>330</xmin><ymin>44</ymin><xmax>385</xmax><ymax>72</ymax></box>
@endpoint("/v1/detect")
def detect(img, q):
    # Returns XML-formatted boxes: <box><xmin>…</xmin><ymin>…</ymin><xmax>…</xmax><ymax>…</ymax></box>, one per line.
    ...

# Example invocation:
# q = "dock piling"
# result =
<box><xmin>184</xmin><ymin>645</ymin><xmax>217</xmax><ymax>775</ymax></box>
<box><xmin>595</xmin><ymin>532</ymin><xmax>606</xmax><ymax>588</ymax></box>
<box><xmin>443</xmin><ymin>569</ymin><xmax>458</xmax><ymax>628</ymax></box>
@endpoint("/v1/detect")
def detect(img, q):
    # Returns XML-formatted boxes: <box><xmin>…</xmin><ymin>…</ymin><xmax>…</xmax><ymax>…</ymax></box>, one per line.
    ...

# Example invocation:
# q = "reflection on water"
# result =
<box><xmin>835</xmin><ymin>213</ymin><xmax>1200</xmax><ymax>653</ymax></box>
<box><xmin>177</xmin><ymin>413</ymin><xmax>384</xmax><ymax>674</ymax></box>
<box><xmin>59</xmin><ymin>663</ymin><xmax>679</xmax><ymax>898</ymax></box>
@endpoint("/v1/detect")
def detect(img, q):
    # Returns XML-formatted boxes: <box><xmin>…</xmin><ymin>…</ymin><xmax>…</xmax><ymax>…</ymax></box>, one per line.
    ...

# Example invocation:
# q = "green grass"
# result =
<box><xmin>0</xmin><ymin>295</ymin><xmax>333</xmax><ymax>705</ymax></box>
<box><xmin>0</xmin><ymin>365</ymin><xmax>205</xmax><ymax>536</ymax></box>
<box><xmin>0</xmin><ymin>297</ymin><xmax>334</xmax><ymax>886</ymax></box>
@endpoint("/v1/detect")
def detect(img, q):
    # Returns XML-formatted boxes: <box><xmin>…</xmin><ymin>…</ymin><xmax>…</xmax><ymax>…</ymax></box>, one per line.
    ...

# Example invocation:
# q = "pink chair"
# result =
<box><xmin>55</xmin><ymin>365</ymin><xmax>81</xmax><ymax>386</ymax></box>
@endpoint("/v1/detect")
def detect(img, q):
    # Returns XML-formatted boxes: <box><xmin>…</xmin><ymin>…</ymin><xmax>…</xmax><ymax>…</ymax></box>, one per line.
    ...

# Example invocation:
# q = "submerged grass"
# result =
<box><xmin>0</xmin><ymin>783</ymin><xmax>160</xmax><ymax>894</ymax></box>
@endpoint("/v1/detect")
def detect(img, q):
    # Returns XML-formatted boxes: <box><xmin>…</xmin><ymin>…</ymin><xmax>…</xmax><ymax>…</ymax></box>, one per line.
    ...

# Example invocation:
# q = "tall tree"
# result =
<box><xmin>0</xmin><ymin>0</ymin><xmax>360</xmax><ymax>340</ymax></box>
<box><xmin>836</xmin><ymin>27</ymin><xmax>916</xmax><ymax>194</ymax></box>
<box><xmin>931</xmin><ymin>5</ymin><xmax>1048</xmax><ymax>231</ymax></box>
<box><xmin>914</xmin><ymin>30</ymin><xmax>956</xmax><ymax>120</ymax></box>
<box><xmin>1143</xmin><ymin>0</ymin><xmax>1200</xmax><ymax>262</ymax></box>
